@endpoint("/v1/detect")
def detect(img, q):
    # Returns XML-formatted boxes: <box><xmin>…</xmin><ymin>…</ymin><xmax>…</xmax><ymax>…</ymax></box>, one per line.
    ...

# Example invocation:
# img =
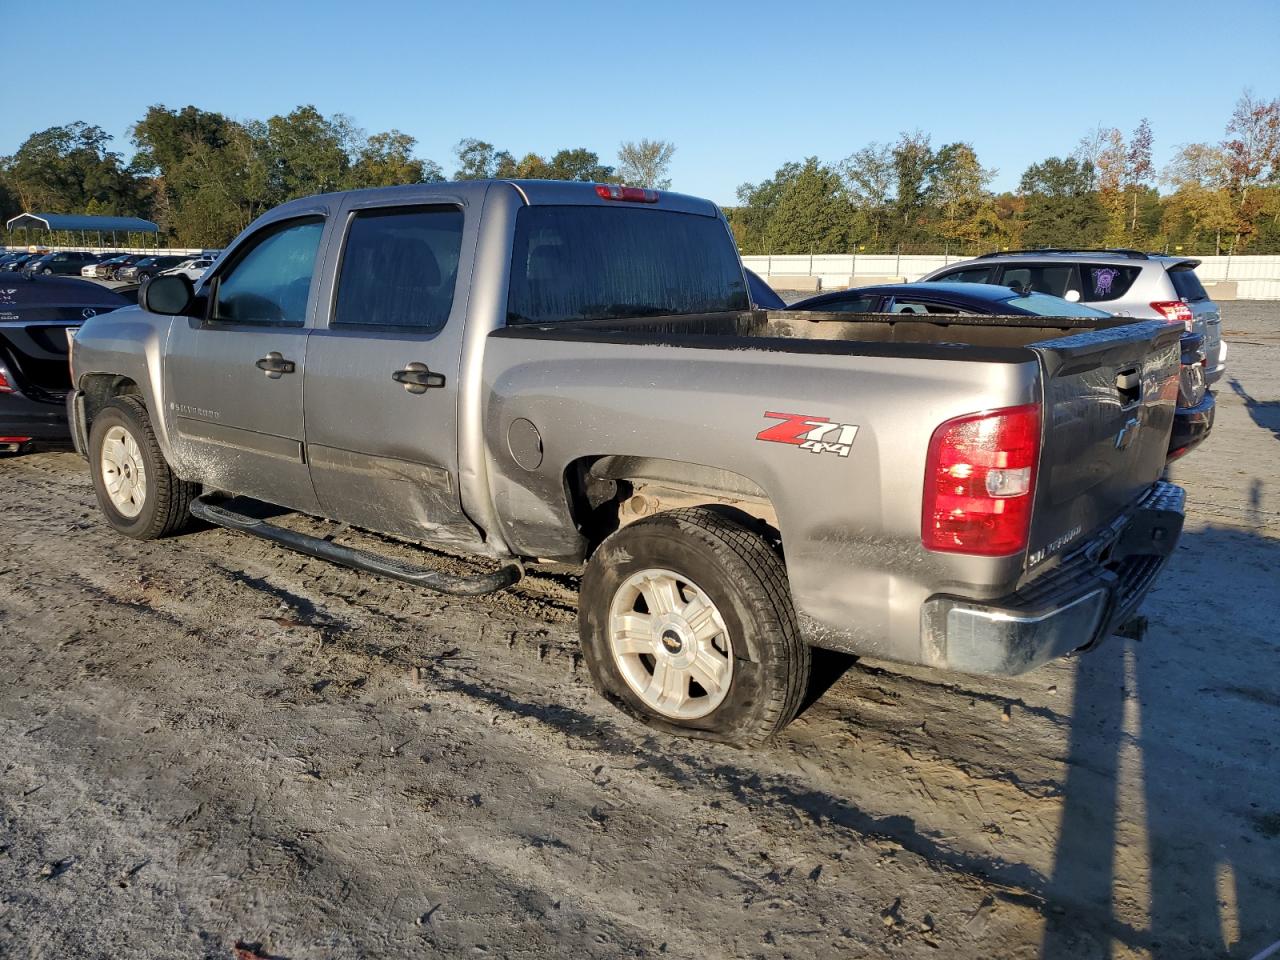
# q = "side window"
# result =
<box><xmin>333</xmin><ymin>205</ymin><xmax>463</xmax><ymax>332</ymax></box>
<box><xmin>939</xmin><ymin>266</ymin><xmax>994</xmax><ymax>284</ymax></box>
<box><xmin>811</xmin><ymin>294</ymin><xmax>881</xmax><ymax>314</ymax></box>
<box><xmin>213</xmin><ymin>218</ymin><xmax>324</xmax><ymax>326</ymax></box>
<box><xmin>1080</xmin><ymin>264</ymin><xmax>1140</xmax><ymax>302</ymax></box>
<box><xmin>889</xmin><ymin>298</ymin><xmax>962</xmax><ymax>316</ymax></box>
<box><xmin>998</xmin><ymin>263</ymin><xmax>1079</xmax><ymax>298</ymax></box>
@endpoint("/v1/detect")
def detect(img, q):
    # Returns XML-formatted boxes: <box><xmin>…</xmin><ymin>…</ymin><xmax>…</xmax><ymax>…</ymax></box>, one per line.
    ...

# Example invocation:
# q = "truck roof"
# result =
<box><xmin>260</xmin><ymin>179</ymin><xmax>720</xmax><ymax>222</ymax></box>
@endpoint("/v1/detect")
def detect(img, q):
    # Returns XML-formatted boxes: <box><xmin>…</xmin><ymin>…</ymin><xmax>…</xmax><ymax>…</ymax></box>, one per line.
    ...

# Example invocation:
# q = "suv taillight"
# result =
<box><xmin>0</xmin><ymin>370</ymin><xmax>12</xmax><ymax>394</ymax></box>
<box><xmin>1151</xmin><ymin>300</ymin><xmax>1194</xmax><ymax>330</ymax></box>
<box><xmin>922</xmin><ymin>404</ymin><xmax>1041</xmax><ymax>556</ymax></box>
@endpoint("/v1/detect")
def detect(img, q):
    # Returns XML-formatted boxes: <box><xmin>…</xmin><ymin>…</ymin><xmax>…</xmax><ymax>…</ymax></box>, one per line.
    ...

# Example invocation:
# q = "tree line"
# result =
<box><xmin>0</xmin><ymin>104</ymin><xmax>676</xmax><ymax>247</ymax></box>
<box><xmin>3</xmin><ymin>93</ymin><xmax>1277</xmax><ymax>254</ymax></box>
<box><xmin>729</xmin><ymin>90</ymin><xmax>1280</xmax><ymax>256</ymax></box>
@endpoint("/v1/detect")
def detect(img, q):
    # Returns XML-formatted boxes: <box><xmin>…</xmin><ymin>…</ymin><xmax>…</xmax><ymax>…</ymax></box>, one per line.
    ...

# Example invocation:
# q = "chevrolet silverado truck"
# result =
<box><xmin>67</xmin><ymin>180</ymin><xmax>1187</xmax><ymax>746</ymax></box>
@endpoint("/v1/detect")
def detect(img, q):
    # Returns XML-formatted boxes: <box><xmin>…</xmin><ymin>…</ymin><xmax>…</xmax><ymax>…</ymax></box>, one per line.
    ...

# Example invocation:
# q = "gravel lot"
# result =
<box><xmin>1</xmin><ymin>304</ymin><xmax>1277</xmax><ymax>960</ymax></box>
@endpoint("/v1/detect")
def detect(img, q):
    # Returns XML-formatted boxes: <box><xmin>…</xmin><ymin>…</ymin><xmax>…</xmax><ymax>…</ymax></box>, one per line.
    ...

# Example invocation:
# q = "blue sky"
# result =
<box><xmin>3</xmin><ymin>0</ymin><xmax>1277</xmax><ymax>205</ymax></box>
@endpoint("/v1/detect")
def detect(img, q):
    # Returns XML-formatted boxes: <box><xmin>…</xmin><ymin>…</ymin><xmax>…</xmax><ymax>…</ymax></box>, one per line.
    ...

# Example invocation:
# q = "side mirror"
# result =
<box><xmin>140</xmin><ymin>273</ymin><xmax>196</xmax><ymax>316</ymax></box>
<box><xmin>1064</xmin><ymin>289</ymin><xmax>1082</xmax><ymax>303</ymax></box>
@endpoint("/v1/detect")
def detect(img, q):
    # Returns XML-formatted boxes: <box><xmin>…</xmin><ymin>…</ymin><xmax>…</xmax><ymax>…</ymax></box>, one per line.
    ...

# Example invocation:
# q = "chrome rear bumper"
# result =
<box><xmin>921</xmin><ymin>482</ymin><xmax>1185</xmax><ymax>675</ymax></box>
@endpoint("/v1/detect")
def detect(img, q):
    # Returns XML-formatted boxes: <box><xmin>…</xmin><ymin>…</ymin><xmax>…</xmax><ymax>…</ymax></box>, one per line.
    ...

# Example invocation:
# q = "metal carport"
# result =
<box><xmin>4</xmin><ymin>212</ymin><xmax>159</xmax><ymax>250</ymax></box>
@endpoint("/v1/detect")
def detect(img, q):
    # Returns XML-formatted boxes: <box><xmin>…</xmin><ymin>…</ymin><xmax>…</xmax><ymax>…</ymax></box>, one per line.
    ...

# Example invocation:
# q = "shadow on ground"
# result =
<box><xmin>1040</xmin><ymin>523</ymin><xmax>1280</xmax><ymax>958</ymax></box>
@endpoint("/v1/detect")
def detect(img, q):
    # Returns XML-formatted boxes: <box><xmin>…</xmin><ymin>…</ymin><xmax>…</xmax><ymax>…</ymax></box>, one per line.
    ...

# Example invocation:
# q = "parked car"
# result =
<box><xmin>919</xmin><ymin>249</ymin><xmax>1225</xmax><ymax>383</ymax></box>
<box><xmin>69</xmin><ymin>180</ymin><xmax>1186</xmax><ymax>745</ymax></box>
<box><xmin>116</xmin><ymin>255</ymin><xmax>188</xmax><ymax>284</ymax></box>
<box><xmin>93</xmin><ymin>254</ymin><xmax>147</xmax><ymax>280</ymax></box>
<box><xmin>789</xmin><ymin>282</ymin><xmax>1215</xmax><ymax>462</ymax></box>
<box><xmin>0</xmin><ymin>275</ymin><xmax>132</xmax><ymax>454</ymax></box>
<box><xmin>160</xmin><ymin>256</ymin><xmax>218</xmax><ymax>282</ymax></box>
<box><xmin>2</xmin><ymin>254</ymin><xmax>39</xmax><ymax>273</ymax></box>
<box><xmin>20</xmin><ymin>250</ymin><xmax>102</xmax><ymax>277</ymax></box>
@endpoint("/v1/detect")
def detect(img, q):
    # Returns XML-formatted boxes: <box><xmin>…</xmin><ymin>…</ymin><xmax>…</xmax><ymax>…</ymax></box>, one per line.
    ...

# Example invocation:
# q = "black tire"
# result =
<box><xmin>88</xmin><ymin>395</ymin><xmax>199</xmax><ymax>539</ymax></box>
<box><xmin>579</xmin><ymin>507</ymin><xmax>810</xmax><ymax>747</ymax></box>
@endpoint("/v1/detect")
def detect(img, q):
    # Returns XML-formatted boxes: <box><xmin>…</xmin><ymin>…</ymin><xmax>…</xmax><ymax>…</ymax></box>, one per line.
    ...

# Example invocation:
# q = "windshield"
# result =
<box><xmin>1005</xmin><ymin>292</ymin><xmax>1112</xmax><ymax>318</ymax></box>
<box><xmin>507</xmin><ymin>205</ymin><xmax>747</xmax><ymax>324</ymax></box>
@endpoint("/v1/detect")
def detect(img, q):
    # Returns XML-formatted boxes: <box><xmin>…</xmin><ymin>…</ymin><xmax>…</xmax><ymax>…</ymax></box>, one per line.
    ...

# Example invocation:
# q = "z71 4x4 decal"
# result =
<box><xmin>756</xmin><ymin>411</ymin><xmax>859</xmax><ymax>458</ymax></box>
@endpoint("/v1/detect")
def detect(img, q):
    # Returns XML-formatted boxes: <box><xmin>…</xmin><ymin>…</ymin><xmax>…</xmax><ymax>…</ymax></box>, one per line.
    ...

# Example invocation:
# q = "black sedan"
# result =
<box><xmin>2</xmin><ymin>253</ymin><xmax>41</xmax><ymax>273</ymax></box>
<box><xmin>790</xmin><ymin>282</ymin><xmax>1214</xmax><ymax>463</ymax></box>
<box><xmin>1</xmin><ymin>275</ymin><xmax>133</xmax><ymax>454</ymax></box>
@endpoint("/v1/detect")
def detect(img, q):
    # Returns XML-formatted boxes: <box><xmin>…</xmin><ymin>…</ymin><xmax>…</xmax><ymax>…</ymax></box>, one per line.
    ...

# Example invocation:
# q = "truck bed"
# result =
<box><xmin>490</xmin><ymin>308</ymin><xmax>1146</xmax><ymax>360</ymax></box>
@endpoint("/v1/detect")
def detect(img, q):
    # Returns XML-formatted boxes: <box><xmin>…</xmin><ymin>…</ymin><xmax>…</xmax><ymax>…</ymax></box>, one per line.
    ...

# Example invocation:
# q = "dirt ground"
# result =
<box><xmin>1</xmin><ymin>304</ymin><xmax>1277</xmax><ymax>960</ymax></box>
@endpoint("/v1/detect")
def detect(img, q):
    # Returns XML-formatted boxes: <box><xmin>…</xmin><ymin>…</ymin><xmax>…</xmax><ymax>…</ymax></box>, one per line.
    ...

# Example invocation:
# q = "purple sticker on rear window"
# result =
<box><xmin>1092</xmin><ymin>267</ymin><xmax>1119</xmax><ymax>297</ymax></box>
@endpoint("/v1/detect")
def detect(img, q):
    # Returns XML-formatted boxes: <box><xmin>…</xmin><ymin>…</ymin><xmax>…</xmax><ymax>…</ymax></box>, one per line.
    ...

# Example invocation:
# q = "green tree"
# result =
<box><xmin>2</xmin><ymin>122</ymin><xmax>143</xmax><ymax>215</ymax></box>
<box><xmin>839</xmin><ymin>142</ymin><xmax>894</xmax><ymax>249</ymax></box>
<box><xmin>932</xmin><ymin>142</ymin><xmax>997</xmax><ymax>250</ymax></box>
<box><xmin>617</xmin><ymin>139</ymin><xmax>676</xmax><ymax>189</ymax></box>
<box><xmin>544</xmin><ymin>148</ymin><xmax>613</xmax><ymax>182</ymax></box>
<box><xmin>760</xmin><ymin>158</ymin><xmax>852</xmax><ymax>254</ymax></box>
<box><xmin>1017</xmin><ymin>156</ymin><xmax>1107</xmax><ymax>247</ymax></box>
<box><xmin>264</xmin><ymin>105</ymin><xmax>352</xmax><ymax>199</ymax></box>
<box><xmin>730</xmin><ymin>161</ymin><xmax>802</xmax><ymax>253</ymax></box>
<box><xmin>890</xmin><ymin>131</ymin><xmax>937</xmax><ymax>244</ymax></box>
<box><xmin>453</xmin><ymin>139</ymin><xmax>514</xmax><ymax>180</ymax></box>
<box><xmin>348</xmin><ymin>130</ymin><xmax>442</xmax><ymax>188</ymax></box>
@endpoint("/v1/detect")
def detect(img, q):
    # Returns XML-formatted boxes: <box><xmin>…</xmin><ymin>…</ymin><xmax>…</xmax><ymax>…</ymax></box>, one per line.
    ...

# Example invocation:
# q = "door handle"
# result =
<box><xmin>392</xmin><ymin>362</ymin><xmax>446</xmax><ymax>394</ymax></box>
<box><xmin>255</xmin><ymin>352</ymin><xmax>296</xmax><ymax>378</ymax></box>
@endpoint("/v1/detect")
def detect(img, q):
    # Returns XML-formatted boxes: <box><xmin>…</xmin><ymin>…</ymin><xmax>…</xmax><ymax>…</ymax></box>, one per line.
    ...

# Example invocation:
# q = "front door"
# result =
<box><xmin>164</xmin><ymin>216</ymin><xmax>326</xmax><ymax>513</ymax></box>
<box><xmin>303</xmin><ymin>200</ymin><xmax>480</xmax><ymax>547</ymax></box>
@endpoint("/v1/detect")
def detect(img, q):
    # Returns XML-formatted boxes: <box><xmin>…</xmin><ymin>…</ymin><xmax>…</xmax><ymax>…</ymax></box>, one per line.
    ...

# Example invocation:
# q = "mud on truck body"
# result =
<box><xmin>67</xmin><ymin>179</ymin><xmax>1186</xmax><ymax>745</ymax></box>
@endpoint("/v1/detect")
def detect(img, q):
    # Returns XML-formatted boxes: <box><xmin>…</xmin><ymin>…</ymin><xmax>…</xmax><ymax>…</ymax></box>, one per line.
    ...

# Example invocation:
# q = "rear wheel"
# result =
<box><xmin>89</xmin><ymin>396</ymin><xmax>199</xmax><ymax>539</ymax></box>
<box><xmin>579</xmin><ymin>507</ymin><xmax>809</xmax><ymax>746</ymax></box>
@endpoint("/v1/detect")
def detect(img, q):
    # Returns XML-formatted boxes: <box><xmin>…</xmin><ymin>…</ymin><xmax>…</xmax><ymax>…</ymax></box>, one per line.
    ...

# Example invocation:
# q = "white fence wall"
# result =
<box><xmin>743</xmin><ymin>253</ymin><xmax>1280</xmax><ymax>300</ymax></box>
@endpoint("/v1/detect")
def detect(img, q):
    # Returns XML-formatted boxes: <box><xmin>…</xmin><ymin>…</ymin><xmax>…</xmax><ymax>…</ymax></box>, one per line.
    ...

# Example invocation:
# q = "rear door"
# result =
<box><xmin>163</xmin><ymin>214</ymin><xmax>328</xmax><ymax>513</ymax></box>
<box><xmin>302</xmin><ymin>196</ymin><xmax>482</xmax><ymax>547</ymax></box>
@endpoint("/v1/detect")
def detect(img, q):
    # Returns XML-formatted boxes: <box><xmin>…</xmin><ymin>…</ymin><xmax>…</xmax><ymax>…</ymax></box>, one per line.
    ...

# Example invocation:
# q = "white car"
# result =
<box><xmin>160</xmin><ymin>256</ymin><xmax>217</xmax><ymax>282</ymax></box>
<box><xmin>81</xmin><ymin>262</ymin><xmax>100</xmax><ymax>278</ymax></box>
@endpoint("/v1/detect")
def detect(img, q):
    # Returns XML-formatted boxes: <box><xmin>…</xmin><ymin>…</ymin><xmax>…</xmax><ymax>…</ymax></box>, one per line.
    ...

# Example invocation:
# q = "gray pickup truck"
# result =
<box><xmin>68</xmin><ymin>179</ymin><xmax>1187</xmax><ymax>746</ymax></box>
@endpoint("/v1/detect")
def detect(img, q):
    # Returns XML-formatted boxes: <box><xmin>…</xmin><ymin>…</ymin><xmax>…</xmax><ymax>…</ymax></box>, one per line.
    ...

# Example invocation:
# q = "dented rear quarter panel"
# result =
<box><xmin>481</xmin><ymin>332</ymin><xmax>1042</xmax><ymax>664</ymax></box>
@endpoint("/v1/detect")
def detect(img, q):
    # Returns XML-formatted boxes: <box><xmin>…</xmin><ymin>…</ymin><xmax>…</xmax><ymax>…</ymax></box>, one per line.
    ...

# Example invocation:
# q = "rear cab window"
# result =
<box><xmin>1168</xmin><ymin>265</ymin><xmax>1209</xmax><ymax>302</ymax></box>
<box><xmin>507</xmin><ymin>206</ymin><xmax>747</xmax><ymax>325</ymax></box>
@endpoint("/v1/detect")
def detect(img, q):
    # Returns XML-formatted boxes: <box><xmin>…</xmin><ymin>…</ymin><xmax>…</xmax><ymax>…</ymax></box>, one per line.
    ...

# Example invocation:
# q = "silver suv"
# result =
<box><xmin>920</xmin><ymin>249</ymin><xmax>1224</xmax><ymax>383</ymax></box>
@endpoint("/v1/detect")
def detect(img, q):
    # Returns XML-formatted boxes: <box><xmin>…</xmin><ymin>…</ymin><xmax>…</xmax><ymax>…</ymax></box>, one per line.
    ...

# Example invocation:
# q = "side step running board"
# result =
<box><xmin>190</xmin><ymin>497</ymin><xmax>523</xmax><ymax>596</ymax></box>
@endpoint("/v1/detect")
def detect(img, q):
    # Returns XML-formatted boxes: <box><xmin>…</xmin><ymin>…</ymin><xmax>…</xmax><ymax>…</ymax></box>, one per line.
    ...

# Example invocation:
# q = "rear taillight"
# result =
<box><xmin>1151</xmin><ymin>300</ymin><xmax>1194</xmax><ymax>330</ymax></box>
<box><xmin>922</xmin><ymin>404</ymin><xmax>1041</xmax><ymax>556</ymax></box>
<box><xmin>0</xmin><ymin>370</ymin><xmax>12</xmax><ymax>394</ymax></box>
<box><xmin>594</xmin><ymin>184</ymin><xmax>659</xmax><ymax>203</ymax></box>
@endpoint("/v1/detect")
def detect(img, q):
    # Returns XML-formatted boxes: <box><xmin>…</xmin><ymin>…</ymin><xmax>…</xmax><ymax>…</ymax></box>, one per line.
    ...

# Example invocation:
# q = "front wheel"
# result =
<box><xmin>88</xmin><ymin>396</ymin><xmax>199</xmax><ymax>539</ymax></box>
<box><xmin>579</xmin><ymin>507</ymin><xmax>810</xmax><ymax>747</ymax></box>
